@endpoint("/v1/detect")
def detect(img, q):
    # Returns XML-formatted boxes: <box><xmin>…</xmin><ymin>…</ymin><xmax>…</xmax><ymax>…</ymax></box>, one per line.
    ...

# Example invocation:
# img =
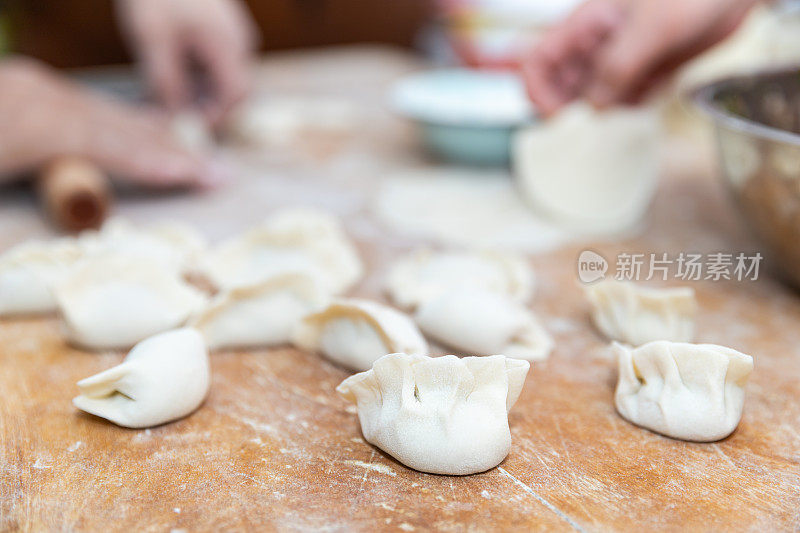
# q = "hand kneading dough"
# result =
<box><xmin>201</xmin><ymin>207</ymin><xmax>362</xmax><ymax>294</ymax></box>
<box><xmin>191</xmin><ymin>272</ymin><xmax>328</xmax><ymax>350</ymax></box>
<box><xmin>0</xmin><ymin>238</ymin><xmax>82</xmax><ymax>316</ymax></box>
<box><xmin>54</xmin><ymin>256</ymin><xmax>206</xmax><ymax>350</ymax></box>
<box><xmin>73</xmin><ymin>328</ymin><xmax>209</xmax><ymax>428</ymax></box>
<box><xmin>415</xmin><ymin>288</ymin><xmax>552</xmax><ymax>361</ymax></box>
<box><xmin>385</xmin><ymin>248</ymin><xmax>534</xmax><ymax>310</ymax></box>
<box><xmin>614</xmin><ymin>341</ymin><xmax>753</xmax><ymax>442</ymax></box>
<box><xmin>337</xmin><ymin>353</ymin><xmax>530</xmax><ymax>475</ymax></box>
<box><xmin>514</xmin><ymin>103</ymin><xmax>659</xmax><ymax>234</ymax></box>
<box><xmin>292</xmin><ymin>299</ymin><xmax>427</xmax><ymax>372</ymax></box>
<box><xmin>585</xmin><ymin>280</ymin><xmax>696</xmax><ymax>345</ymax></box>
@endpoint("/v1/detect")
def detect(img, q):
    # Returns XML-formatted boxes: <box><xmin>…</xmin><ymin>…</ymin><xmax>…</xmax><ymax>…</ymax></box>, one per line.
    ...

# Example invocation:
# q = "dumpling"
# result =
<box><xmin>225</xmin><ymin>96</ymin><xmax>360</xmax><ymax>147</ymax></box>
<box><xmin>584</xmin><ymin>280</ymin><xmax>696</xmax><ymax>345</ymax></box>
<box><xmin>171</xmin><ymin>111</ymin><xmax>213</xmax><ymax>153</ymax></box>
<box><xmin>614</xmin><ymin>341</ymin><xmax>754</xmax><ymax>442</ymax></box>
<box><xmin>415</xmin><ymin>288</ymin><xmax>553</xmax><ymax>361</ymax></box>
<box><xmin>201</xmin><ymin>207</ymin><xmax>362</xmax><ymax>294</ymax></box>
<box><xmin>73</xmin><ymin>328</ymin><xmax>209</xmax><ymax>428</ymax></box>
<box><xmin>337</xmin><ymin>353</ymin><xmax>530</xmax><ymax>475</ymax></box>
<box><xmin>0</xmin><ymin>238</ymin><xmax>83</xmax><ymax>316</ymax></box>
<box><xmin>79</xmin><ymin>217</ymin><xmax>206</xmax><ymax>274</ymax></box>
<box><xmin>514</xmin><ymin>103</ymin><xmax>659</xmax><ymax>234</ymax></box>
<box><xmin>292</xmin><ymin>298</ymin><xmax>427</xmax><ymax>372</ymax></box>
<box><xmin>54</xmin><ymin>255</ymin><xmax>206</xmax><ymax>349</ymax></box>
<box><xmin>191</xmin><ymin>272</ymin><xmax>329</xmax><ymax>350</ymax></box>
<box><xmin>385</xmin><ymin>248</ymin><xmax>534</xmax><ymax>310</ymax></box>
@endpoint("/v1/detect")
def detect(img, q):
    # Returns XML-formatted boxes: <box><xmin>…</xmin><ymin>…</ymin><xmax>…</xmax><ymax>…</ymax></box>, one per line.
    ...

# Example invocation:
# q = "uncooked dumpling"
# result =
<box><xmin>171</xmin><ymin>111</ymin><xmax>213</xmax><ymax>152</ymax></box>
<box><xmin>74</xmin><ymin>328</ymin><xmax>210</xmax><ymax>428</ymax></box>
<box><xmin>614</xmin><ymin>341</ymin><xmax>753</xmax><ymax>442</ymax></box>
<box><xmin>415</xmin><ymin>288</ymin><xmax>552</xmax><ymax>361</ymax></box>
<box><xmin>514</xmin><ymin>103</ymin><xmax>659</xmax><ymax>234</ymax></box>
<box><xmin>79</xmin><ymin>217</ymin><xmax>206</xmax><ymax>274</ymax></box>
<box><xmin>385</xmin><ymin>248</ymin><xmax>534</xmax><ymax>310</ymax></box>
<box><xmin>191</xmin><ymin>272</ymin><xmax>329</xmax><ymax>350</ymax></box>
<box><xmin>0</xmin><ymin>238</ymin><xmax>82</xmax><ymax>316</ymax></box>
<box><xmin>585</xmin><ymin>280</ymin><xmax>696</xmax><ymax>345</ymax></box>
<box><xmin>292</xmin><ymin>298</ymin><xmax>427</xmax><ymax>372</ymax></box>
<box><xmin>225</xmin><ymin>96</ymin><xmax>360</xmax><ymax>147</ymax></box>
<box><xmin>201</xmin><ymin>207</ymin><xmax>362</xmax><ymax>294</ymax></box>
<box><xmin>54</xmin><ymin>255</ymin><xmax>206</xmax><ymax>349</ymax></box>
<box><xmin>337</xmin><ymin>353</ymin><xmax>530</xmax><ymax>475</ymax></box>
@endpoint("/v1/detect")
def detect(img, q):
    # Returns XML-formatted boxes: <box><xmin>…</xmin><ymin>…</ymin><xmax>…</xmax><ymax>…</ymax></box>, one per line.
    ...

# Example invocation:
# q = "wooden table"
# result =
<box><xmin>1</xmin><ymin>47</ymin><xmax>799</xmax><ymax>532</ymax></box>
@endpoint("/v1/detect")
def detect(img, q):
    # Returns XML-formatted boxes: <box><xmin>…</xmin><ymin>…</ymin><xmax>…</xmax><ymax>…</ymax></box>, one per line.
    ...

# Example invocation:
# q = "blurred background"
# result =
<box><xmin>3</xmin><ymin>0</ymin><xmax>800</xmax><ymax>274</ymax></box>
<box><xmin>1</xmin><ymin>0</ymin><xmax>432</xmax><ymax>67</ymax></box>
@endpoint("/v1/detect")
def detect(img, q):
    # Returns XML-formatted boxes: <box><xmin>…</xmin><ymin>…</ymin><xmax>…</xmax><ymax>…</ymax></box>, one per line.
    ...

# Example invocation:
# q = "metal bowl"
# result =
<box><xmin>695</xmin><ymin>67</ymin><xmax>800</xmax><ymax>287</ymax></box>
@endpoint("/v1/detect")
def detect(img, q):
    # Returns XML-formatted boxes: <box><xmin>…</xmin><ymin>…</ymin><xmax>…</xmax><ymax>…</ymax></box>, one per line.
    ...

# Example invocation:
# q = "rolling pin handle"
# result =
<box><xmin>38</xmin><ymin>157</ymin><xmax>112</xmax><ymax>232</ymax></box>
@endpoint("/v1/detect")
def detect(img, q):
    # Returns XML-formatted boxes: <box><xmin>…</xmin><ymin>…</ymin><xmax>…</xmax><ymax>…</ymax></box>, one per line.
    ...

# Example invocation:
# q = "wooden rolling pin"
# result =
<box><xmin>38</xmin><ymin>157</ymin><xmax>112</xmax><ymax>232</ymax></box>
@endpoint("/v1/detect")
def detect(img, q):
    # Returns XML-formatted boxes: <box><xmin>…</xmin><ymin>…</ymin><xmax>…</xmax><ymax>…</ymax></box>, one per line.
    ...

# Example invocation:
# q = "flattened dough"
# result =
<box><xmin>514</xmin><ymin>103</ymin><xmax>659</xmax><ymax>234</ymax></box>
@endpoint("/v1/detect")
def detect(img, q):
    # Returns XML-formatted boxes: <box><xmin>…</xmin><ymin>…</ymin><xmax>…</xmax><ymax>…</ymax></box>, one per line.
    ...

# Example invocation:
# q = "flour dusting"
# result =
<box><xmin>374</xmin><ymin>168</ymin><xmax>574</xmax><ymax>252</ymax></box>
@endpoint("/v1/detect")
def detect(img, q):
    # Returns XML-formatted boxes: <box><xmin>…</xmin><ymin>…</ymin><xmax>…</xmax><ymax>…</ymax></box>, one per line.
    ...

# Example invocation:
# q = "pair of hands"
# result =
<box><xmin>0</xmin><ymin>0</ymin><xmax>255</xmax><ymax>187</ymax></box>
<box><xmin>3</xmin><ymin>0</ymin><xmax>760</xmax><ymax>186</ymax></box>
<box><xmin>522</xmin><ymin>0</ymin><xmax>759</xmax><ymax>115</ymax></box>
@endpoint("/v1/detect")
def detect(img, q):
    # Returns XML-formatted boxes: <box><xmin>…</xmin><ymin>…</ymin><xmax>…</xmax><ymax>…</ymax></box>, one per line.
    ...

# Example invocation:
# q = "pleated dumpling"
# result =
<box><xmin>79</xmin><ymin>217</ymin><xmax>206</xmax><ymax>274</ymax></box>
<box><xmin>415</xmin><ymin>288</ymin><xmax>553</xmax><ymax>361</ymax></box>
<box><xmin>585</xmin><ymin>280</ymin><xmax>696</xmax><ymax>345</ymax></box>
<box><xmin>337</xmin><ymin>353</ymin><xmax>530</xmax><ymax>475</ymax></box>
<box><xmin>73</xmin><ymin>328</ymin><xmax>209</xmax><ymax>428</ymax></box>
<box><xmin>0</xmin><ymin>238</ymin><xmax>83</xmax><ymax>316</ymax></box>
<box><xmin>191</xmin><ymin>272</ymin><xmax>329</xmax><ymax>350</ymax></box>
<box><xmin>385</xmin><ymin>248</ymin><xmax>534</xmax><ymax>310</ymax></box>
<box><xmin>54</xmin><ymin>255</ymin><xmax>206</xmax><ymax>349</ymax></box>
<box><xmin>292</xmin><ymin>298</ymin><xmax>427</xmax><ymax>372</ymax></box>
<box><xmin>614</xmin><ymin>341</ymin><xmax>754</xmax><ymax>442</ymax></box>
<box><xmin>201</xmin><ymin>208</ymin><xmax>362</xmax><ymax>294</ymax></box>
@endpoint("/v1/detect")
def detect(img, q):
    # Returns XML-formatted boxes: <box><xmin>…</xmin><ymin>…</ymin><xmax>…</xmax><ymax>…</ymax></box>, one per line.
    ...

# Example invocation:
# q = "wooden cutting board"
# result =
<box><xmin>1</xmin><ymin>47</ymin><xmax>798</xmax><ymax>532</ymax></box>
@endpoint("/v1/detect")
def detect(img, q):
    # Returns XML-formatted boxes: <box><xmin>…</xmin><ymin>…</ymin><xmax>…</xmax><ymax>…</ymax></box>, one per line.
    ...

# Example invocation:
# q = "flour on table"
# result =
<box><xmin>373</xmin><ymin>168</ymin><xmax>572</xmax><ymax>252</ymax></box>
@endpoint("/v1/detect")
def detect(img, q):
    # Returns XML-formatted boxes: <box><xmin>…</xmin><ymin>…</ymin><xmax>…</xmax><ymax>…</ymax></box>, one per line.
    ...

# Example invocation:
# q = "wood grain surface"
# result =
<box><xmin>1</xmin><ymin>47</ymin><xmax>799</xmax><ymax>532</ymax></box>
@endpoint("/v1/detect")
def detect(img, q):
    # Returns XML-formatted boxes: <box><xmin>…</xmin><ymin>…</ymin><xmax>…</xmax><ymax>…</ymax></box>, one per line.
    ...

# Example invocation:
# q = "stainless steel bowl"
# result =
<box><xmin>695</xmin><ymin>67</ymin><xmax>800</xmax><ymax>287</ymax></box>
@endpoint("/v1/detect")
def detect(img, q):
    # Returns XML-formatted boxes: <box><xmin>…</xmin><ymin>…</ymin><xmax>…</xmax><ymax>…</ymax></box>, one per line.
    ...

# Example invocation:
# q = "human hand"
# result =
<box><xmin>0</xmin><ymin>58</ymin><xmax>225</xmax><ymax>187</ymax></box>
<box><xmin>522</xmin><ymin>0</ymin><xmax>759</xmax><ymax>116</ymax></box>
<box><xmin>116</xmin><ymin>0</ymin><xmax>258</xmax><ymax>124</ymax></box>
